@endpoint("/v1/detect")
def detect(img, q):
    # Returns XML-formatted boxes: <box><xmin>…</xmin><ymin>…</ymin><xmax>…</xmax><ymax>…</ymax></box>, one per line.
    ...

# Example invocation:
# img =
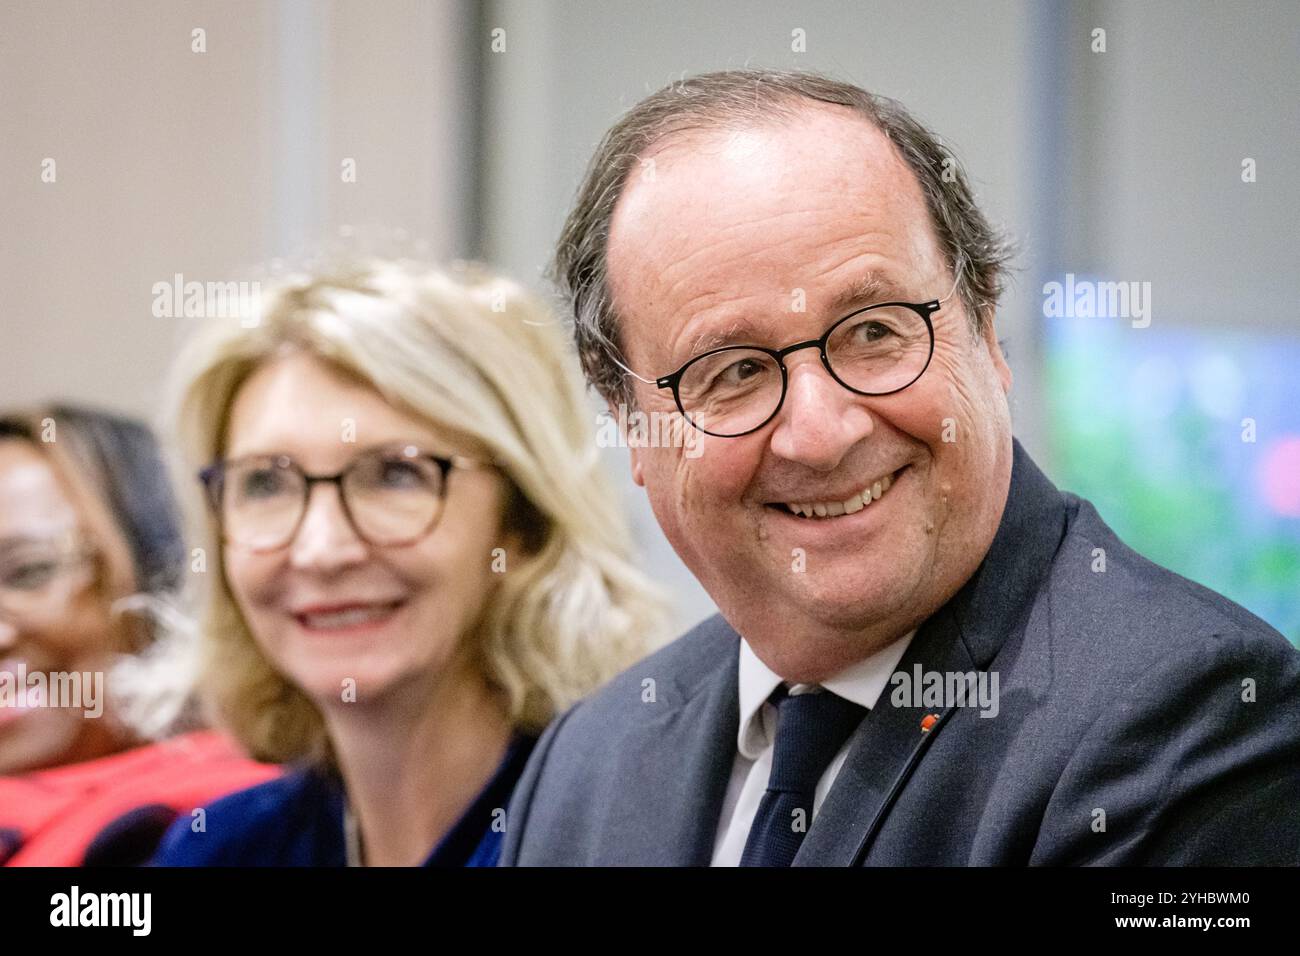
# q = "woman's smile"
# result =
<box><xmin>290</xmin><ymin>599</ymin><xmax>408</xmax><ymax>635</ymax></box>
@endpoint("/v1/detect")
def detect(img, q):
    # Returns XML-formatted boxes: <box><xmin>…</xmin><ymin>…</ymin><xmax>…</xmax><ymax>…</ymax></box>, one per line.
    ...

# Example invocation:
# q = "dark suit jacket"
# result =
<box><xmin>501</xmin><ymin>439</ymin><xmax>1300</xmax><ymax>865</ymax></box>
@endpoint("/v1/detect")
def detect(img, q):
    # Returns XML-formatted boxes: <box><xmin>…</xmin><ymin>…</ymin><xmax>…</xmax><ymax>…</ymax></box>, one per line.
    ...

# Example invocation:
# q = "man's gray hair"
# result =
<box><xmin>551</xmin><ymin>69</ymin><xmax>1015</xmax><ymax>407</ymax></box>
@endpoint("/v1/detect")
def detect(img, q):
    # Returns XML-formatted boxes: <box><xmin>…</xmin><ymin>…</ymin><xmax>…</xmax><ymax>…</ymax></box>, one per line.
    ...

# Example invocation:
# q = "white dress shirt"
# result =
<box><xmin>710</xmin><ymin>629</ymin><xmax>916</xmax><ymax>865</ymax></box>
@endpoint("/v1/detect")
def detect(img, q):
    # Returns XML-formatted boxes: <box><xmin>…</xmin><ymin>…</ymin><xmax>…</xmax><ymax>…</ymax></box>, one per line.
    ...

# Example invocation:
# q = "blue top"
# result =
<box><xmin>151</xmin><ymin>731</ymin><xmax>537</xmax><ymax>867</ymax></box>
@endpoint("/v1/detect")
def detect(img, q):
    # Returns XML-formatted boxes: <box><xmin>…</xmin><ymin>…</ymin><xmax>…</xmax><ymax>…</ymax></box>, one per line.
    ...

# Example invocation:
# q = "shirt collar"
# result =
<box><xmin>735</xmin><ymin>630</ymin><xmax>916</xmax><ymax>760</ymax></box>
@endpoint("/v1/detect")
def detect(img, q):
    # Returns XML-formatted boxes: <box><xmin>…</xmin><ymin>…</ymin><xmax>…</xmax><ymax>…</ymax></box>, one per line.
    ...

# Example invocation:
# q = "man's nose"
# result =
<box><xmin>768</xmin><ymin>352</ymin><xmax>875</xmax><ymax>470</ymax></box>
<box><xmin>288</xmin><ymin>483</ymin><xmax>369</xmax><ymax>572</ymax></box>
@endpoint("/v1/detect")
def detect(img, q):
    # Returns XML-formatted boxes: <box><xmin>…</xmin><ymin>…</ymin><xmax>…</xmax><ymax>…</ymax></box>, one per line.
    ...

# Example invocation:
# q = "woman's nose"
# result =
<box><xmin>287</xmin><ymin>483</ymin><xmax>369</xmax><ymax>572</ymax></box>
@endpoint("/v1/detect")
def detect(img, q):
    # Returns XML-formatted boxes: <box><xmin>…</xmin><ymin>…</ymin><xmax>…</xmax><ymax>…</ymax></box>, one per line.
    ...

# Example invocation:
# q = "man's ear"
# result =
<box><xmin>605</xmin><ymin>397</ymin><xmax>646</xmax><ymax>487</ymax></box>
<box><xmin>977</xmin><ymin>313</ymin><xmax>1013</xmax><ymax>394</ymax></box>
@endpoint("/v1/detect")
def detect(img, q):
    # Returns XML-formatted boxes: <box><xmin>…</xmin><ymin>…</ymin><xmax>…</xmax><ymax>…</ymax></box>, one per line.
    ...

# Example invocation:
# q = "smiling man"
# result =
<box><xmin>500</xmin><ymin>70</ymin><xmax>1300</xmax><ymax>866</ymax></box>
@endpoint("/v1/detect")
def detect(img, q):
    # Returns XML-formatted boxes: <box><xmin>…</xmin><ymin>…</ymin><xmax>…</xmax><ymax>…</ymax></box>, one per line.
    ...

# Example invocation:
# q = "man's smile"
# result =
<box><xmin>763</xmin><ymin>464</ymin><xmax>909</xmax><ymax>519</ymax></box>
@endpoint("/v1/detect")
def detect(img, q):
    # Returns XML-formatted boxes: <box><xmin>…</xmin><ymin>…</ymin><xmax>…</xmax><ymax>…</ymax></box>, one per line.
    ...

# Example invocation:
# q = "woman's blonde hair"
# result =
<box><xmin>168</xmin><ymin>258</ymin><xmax>669</xmax><ymax>765</ymax></box>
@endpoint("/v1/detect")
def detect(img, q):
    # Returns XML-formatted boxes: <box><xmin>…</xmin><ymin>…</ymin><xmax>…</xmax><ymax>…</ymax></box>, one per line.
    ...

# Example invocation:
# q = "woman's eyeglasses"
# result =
<box><xmin>0</xmin><ymin>530</ymin><xmax>96</xmax><ymax>620</ymax></box>
<box><xmin>199</xmin><ymin>444</ymin><xmax>493</xmax><ymax>552</ymax></box>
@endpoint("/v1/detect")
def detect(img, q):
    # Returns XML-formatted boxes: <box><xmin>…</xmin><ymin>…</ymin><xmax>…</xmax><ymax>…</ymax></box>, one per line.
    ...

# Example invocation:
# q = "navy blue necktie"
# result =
<box><xmin>739</xmin><ymin>685</ymin><xmax>868</xmax><ymax>867</ymax></box>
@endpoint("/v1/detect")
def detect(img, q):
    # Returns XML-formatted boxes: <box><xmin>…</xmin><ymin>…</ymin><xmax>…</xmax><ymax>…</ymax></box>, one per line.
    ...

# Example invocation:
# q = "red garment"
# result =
<box><xmin>0</xmin><ymin>730</ymin><xmax>281</xmax><ymax>866</ymax></box>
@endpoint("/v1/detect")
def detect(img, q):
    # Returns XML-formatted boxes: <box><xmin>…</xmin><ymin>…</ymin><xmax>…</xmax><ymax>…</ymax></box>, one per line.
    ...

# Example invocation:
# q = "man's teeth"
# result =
<box><xmin>786</xmin><ymin>473</ymin><xmax>894</xmax><ymax>518</ymax></box>
<box><xmin>300</xmin><ymin>606</ymin><xmax>395</xmax><ymax>629</ymax></box>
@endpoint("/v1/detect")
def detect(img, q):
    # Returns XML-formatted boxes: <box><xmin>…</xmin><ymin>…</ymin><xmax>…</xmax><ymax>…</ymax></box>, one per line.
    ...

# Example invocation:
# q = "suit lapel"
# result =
<box><xmin>593</xmin><ymin>624</ymin><xmax>740</xmax><ymax>865</ymax></box>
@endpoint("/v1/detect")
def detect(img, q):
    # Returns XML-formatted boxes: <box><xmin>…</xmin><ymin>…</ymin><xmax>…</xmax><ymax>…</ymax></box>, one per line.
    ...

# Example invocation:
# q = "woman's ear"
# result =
<box><xmin>108</xmin><ymin>594</ymin><xmax>153</xmax><ymax>656</ymax></box>
<box><xmin>500</xmin><ymin>482</ymin><xmax>548</xmax><ymax>558</ymax></box>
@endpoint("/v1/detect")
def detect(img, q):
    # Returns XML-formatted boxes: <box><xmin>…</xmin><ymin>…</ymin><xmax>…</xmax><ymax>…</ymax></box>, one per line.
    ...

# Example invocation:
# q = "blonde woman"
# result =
<box><xmin>152</xmin><ymin>259</ymin><xmax>666</xmax><ymax>866</ymax></box>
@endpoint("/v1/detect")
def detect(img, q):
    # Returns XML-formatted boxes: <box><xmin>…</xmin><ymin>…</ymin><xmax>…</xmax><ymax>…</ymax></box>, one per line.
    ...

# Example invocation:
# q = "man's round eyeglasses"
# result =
<box><xmin>609</xmin><ymin>275</ymin><xmax>960</xmax><ymax>438</ymax></box>
<box><xmin>199</xmin><ymin>444</ymin><xmax>493</xmax><ymax>553</ymax></box>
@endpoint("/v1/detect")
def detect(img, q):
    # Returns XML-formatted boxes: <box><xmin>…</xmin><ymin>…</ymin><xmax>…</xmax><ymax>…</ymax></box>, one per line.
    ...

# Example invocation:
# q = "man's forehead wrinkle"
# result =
<box><xmin>668</xmin><ymin>295</ymin><xmax>766</xmax><ymax>361</ymax></box>
<box><xmin>686</xmin><ymin>320</ymin><xmax>751</xmax><ymax>356</ymax></box>
<box><xmin>648</xmin><ymin>246</ymin><xmax>915</xmax><ymax>366</ymax></box>
<box><xmin>665</xmin><ymin>289</ymin><xmax>735</xmax><ymax>350</ymax></box>
<box><xmin>655</xmin><ymin>204</ymin><xmax>830</xmax><ymax>281</ymax></box>
<box><xmin>647</xmin><ymin>214</ymin><xmax>790</xmax><ymax>318</ymax></box>
<box><xmin>650</xmin><ymin>204</ymin><xmax>855</xmax><ymax>307</ymax></box>
<box><xmin>673</xmin><ymin>273</ymin><xmax>902</xmax><ymax>359</ymax></box>
<box><xmin>829</xmin><ymin>271</ymin><xmax>913</xmax><ymax>312</ymax></box>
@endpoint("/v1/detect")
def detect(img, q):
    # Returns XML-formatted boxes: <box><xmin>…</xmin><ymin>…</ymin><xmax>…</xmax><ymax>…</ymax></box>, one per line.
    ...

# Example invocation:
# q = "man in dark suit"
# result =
<box><xmin>501</xmin><ymin>70</ymin><xmax>1300</xmax><ymax>865</ymax></box>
